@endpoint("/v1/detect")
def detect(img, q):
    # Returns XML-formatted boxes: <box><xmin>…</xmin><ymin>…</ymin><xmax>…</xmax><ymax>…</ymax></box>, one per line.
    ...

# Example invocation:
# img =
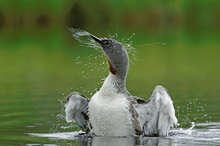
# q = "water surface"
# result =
<box><xmin>1</xmin><ymin>56</ymin><xmax>220</xmax><ymax>146</ymax></box>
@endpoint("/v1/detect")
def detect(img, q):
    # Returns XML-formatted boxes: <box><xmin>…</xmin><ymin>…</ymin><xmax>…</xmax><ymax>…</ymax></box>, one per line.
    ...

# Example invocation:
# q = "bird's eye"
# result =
<box><xmin>103</xmin><ymin>40</ymin><xmax>109</xmax><ymax>44</ymax></box>
<box><xmin>66</xmin><ymin>96</ymin><xmax>70</xmax><ymax>102</ymax></box>
<box><xmin>105</xmin><ymin>42</ymin><xmax>110</xmax><ymax>45</ymax></box>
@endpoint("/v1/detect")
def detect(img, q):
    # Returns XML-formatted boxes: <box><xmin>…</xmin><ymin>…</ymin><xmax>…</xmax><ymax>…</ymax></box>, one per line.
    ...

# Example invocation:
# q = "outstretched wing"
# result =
<box><xmin>135</xmin><ymin>85</ymin><xmax>178</xmax><ymax>136</ymax></box>
<box><xmin>65</xmin><ymin>92</ymin><xmax>90</xmax><ymax>133</ymax></box>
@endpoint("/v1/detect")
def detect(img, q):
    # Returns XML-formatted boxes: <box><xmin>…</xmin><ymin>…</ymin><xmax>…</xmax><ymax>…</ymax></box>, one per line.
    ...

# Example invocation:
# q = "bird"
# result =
<box><xmin>65</xmin><ymin>30</ymin><xmax>178</xmax><ymax>137</ymax></box>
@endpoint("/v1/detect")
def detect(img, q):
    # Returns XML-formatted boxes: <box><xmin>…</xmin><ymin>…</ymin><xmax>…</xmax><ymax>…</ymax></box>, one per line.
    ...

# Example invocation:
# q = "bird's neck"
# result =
<box><xmin>101</xmin><ymin>73</ymin><xmax>127</xmax><ymax>93</ymax></box>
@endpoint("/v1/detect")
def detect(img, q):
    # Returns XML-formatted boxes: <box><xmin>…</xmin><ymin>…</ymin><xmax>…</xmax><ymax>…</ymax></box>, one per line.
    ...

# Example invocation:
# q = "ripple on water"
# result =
<box><xmin>27</xmin><ymin>122</ymin><xmax>220</xmax><ymax>146</ymax></box>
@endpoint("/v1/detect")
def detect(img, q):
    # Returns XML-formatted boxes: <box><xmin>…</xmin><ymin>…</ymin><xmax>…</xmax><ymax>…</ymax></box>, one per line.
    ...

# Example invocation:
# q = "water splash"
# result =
<box><xmin>52</xmin><ymin>29</ymin><xmax>139</xmax><ymax>132</ymax></box>
<box><xmin>176</xmin><ymin>97</ymin><xmax>211</xmax><ymax>127</ymax></box>
<box><xmin>50</xmin><ymin>97</ymin><xmax>66</xmax><ymax>133</ymax></box>
<box><xmin>68</xmin><ymin>28</ymin><xmax>102</xmax><ymax>50</ymax></box>
<box><xmin>69</xmin><ymin>28</ymin><xmax>137</xmax><ymax>64</ymax></box>
<box><xmin>169</xmin><ymin>122</ymin><xmax>220</xmax><ymax>143</ymax></box>
<box><xmin>108</xmin><ymin>32</ymin><xmax>137</xmax><ymax>63</ymax></box>
<box><xmin>28</xmin><ymin>122</ymin><xmax>220</xmax><ymax>145</ymax></box>
<box><xmin>68</xmin><ymin>28</ymin><xmax>138</xmax><ymax>94</ymax></box>
<box><xmin>137</xmin><ymin>42</ymin><xmax>167</xmax><ymax>48</ymax></box>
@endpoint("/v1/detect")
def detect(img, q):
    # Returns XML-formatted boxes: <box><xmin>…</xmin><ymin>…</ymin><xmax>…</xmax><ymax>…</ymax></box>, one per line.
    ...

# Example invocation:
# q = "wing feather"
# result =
<box><xmin>135</xmin><ymin>85</ymin><xmax>177</xmax><ymax>136</ymax></box>
<box><xmin>65</xmin><ymin>92</ymin><xmax>90</xmax><ymax>133</ymax></box>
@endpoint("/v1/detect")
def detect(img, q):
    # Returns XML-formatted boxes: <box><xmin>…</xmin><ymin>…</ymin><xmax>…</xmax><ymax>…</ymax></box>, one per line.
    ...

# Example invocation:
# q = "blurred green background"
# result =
<box><xmin>0</xmin><ymin>0</ymin><xmax>220</xmax><ymax>87</ymax></box>
<box><xmin>0</xmin><ymin>0</ymin><xmax>220</xmax><ymax>144</ymax></box>
<box><xmin>0</xmin><ymin>0</ymin><xmax>220</xmax><ymax>145</ymax></box>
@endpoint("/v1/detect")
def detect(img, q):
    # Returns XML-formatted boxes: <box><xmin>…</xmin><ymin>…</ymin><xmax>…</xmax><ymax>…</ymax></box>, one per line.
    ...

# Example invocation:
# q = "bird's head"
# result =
<box><xmin>90</xmin><ymin>34</ymin><xmax>129</xmax><ymax>78</ymax></box>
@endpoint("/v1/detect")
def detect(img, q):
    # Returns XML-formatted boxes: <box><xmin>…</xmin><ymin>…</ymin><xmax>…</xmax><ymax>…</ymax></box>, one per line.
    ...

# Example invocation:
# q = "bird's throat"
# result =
<box><xmin>108</xmin><ymin>60</ymin><xmax>116</xmax><ymax>75</ymax></box>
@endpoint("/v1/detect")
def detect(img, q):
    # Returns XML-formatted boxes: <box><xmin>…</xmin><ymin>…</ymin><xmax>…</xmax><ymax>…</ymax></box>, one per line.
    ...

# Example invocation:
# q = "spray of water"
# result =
<box><xmin>69</xmin><ymin>28</ymin><xmax>137</xmax><ymax>63</ymax></box>
<box><xmin>68</xmin><ymin>28</ymin><xmax>102</xmax><ymax>50</ymax></box>
<box><xmin>34</xmin><ymin>29</ymin><xmax>218</xmax><ymax>140</ymax></box>
<box><xmin>176</xmin><ymin>98</ymin><xmax>211</xmax><ymax>129</ymax></box>
<box><xmin>108</xmin><ymin>32</ymin><xmax>137</xmax><ymax>64</ymax></box>
<box><xmin>53</xmin><ymin>29</ymin><xmax>138</xmax><ymax>132</ymax></box>
<box><xmin>69</xmin><ymin>28</ymin><xmax>138</xmax><ymax>94</ymax></box>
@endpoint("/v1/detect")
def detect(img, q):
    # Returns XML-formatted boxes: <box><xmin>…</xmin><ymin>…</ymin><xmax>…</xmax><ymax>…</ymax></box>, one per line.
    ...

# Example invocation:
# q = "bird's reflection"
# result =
<box><xmin>75</xmin><ymin>135</ymin><xmax>172</xmax><ymax>146</ymax></box>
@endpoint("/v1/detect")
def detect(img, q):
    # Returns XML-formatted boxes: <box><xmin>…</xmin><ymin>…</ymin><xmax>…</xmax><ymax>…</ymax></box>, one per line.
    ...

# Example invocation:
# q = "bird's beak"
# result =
<box><xmin>89</xmin><ymin>34</ymin><xmax>102</xmax><ymax>44</ymax></box>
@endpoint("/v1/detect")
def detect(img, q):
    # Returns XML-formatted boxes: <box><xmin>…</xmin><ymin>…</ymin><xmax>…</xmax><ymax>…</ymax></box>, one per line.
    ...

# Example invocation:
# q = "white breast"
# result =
<box><xmin>88</xmin><ymin>76</ymin><xmax>135</xmax><ymax>136</ymax></box>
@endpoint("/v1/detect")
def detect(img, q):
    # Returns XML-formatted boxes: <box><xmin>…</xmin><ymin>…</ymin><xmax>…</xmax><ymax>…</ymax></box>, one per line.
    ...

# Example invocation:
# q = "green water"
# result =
<box><xmin>0</xmin><ymin>30</ymin><xmax>220</xmax><ymax>145</ymax></box>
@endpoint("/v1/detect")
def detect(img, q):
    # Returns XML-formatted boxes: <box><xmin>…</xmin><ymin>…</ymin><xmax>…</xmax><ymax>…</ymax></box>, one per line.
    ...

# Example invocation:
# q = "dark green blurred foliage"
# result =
<box><xmin>0</xmin><ymin>0</ymin><xmax>219</xmax><ymax>39</ymax></box>
<box><xmin>65</xmin><ymin>2</ymin><xmax>88</xmax><ymax>28</ymax></box>
<box><xmin>35</xmin><ymin>14</ymin><xmax>50</xmax><ymax>29</ymax></box>
<box><xmin>0</xmin><ymin>10</ymin><xmax>5</xmax><ymax>30</ymax></box>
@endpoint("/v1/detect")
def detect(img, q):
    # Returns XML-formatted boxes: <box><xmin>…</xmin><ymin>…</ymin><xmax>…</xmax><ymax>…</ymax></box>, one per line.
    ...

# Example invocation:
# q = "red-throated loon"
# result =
<box><xmin>65</xmin><ymin>30</ymin><xmax>177</xmax><ymax>137</ymax></box>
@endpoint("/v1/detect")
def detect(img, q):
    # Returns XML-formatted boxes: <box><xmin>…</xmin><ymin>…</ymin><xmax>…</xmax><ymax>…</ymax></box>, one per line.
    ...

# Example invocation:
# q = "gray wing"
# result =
<box><xmin>65</xmin><ymin>92</ymin><xmax>90</xmax><ymax>133</ymax></box>
<box><xmin>134</xmin><ymin>85</ymin><xmax>178</xmax><ymax>136</ymax></box>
